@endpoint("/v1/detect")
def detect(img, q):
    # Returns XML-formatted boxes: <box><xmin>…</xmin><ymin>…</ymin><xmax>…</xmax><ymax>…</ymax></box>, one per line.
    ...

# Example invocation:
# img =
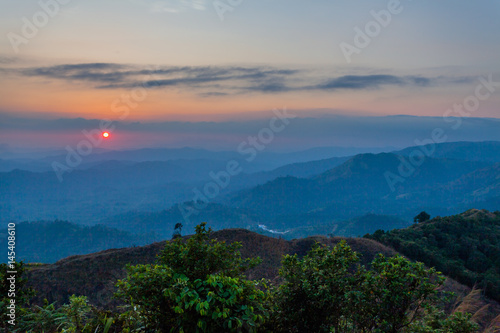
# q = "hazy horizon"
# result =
<box><xmin>1</xmin><ymin>113</ymin><xmax>499</xmax><ymax>152</ymax></box>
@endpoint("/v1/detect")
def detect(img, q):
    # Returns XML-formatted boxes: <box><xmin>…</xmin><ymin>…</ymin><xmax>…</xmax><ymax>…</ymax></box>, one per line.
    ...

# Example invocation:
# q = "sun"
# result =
<box><xmin>102</xmin><ymin>132</ymin><xmax>110</xmax><ymax>138</ymax></box>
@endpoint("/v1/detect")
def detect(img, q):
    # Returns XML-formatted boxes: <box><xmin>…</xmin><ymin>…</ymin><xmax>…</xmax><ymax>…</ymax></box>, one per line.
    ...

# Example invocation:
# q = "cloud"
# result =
<box><xmin>19</xmin><ymin>63</ymin><xmax>300</xmax><ymax>93</ymax></box>
<box><xmin>311</xmin><ymin>75</ymin><xmax>432</xmax><ymax>91</ymax></box>
<box><xmin>12</xmin><ymin>62</ymin><xmax>476</xmax><ymax>96</ymax></box>
<box><xmin>22</xmin><ymin>63</ymin><xmax>128</xmax><ymax>83</ymax></box>
<box><xmin>314</xmin><ymin>75</ymin><xmax>404</xmax><ymax>90</ymax></box>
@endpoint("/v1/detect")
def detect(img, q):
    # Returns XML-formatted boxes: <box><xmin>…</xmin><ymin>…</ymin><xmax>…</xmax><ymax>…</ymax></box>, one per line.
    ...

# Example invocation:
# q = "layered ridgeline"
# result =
<box><xmin>93</xmin><ymin>142</ymin><xmax>500</xmax><ymax>241</ymax></box>
<box><xmin>229</xmin><ymin>143</ymin><xmax>500</xmax><ymax>222</ymax></box>
<box><xmin>3</xmin><ymin>141</ymin><xmax>499</xmax><ymax>264</ymax></box>
<box><xmin>2</xmin><ymin>141</ymin><xmax>499</xmax><ymax>226</ymax></box>
<box><xmin>61</xmin><ymin>142</ymin><xmax>500</xmax><ymax>231</ymax></box>
<box><xmin>0</xmin><ymin>152</ymin><xmax>350</xmax><ymax>224</ymax></box>
<box><xmin>366</xmin><ymin>209</ymin><xmax>500</xmax><ymax>302</ymax></box>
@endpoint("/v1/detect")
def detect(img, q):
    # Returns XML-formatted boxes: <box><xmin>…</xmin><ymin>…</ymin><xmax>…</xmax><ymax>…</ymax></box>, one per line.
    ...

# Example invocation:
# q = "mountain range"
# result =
<box><xmin>1</xmin><ymin>141</ymin><xmax>499</xmax><ymax>239</ymax></box>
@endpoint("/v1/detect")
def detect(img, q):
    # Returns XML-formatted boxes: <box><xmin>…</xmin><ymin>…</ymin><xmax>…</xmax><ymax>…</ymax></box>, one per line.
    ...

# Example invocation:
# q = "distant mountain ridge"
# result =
<box><xmin>395</xmin><ymin>141</ymin><xmax>500</xmax><ymax>163</ymax></box>
<box><xmin>230</xmin><ymin>146</ymin><xmax>498</xmax><ymax>220</ymax></box>
<box><xmin>1</xmin><ymin>141</ymin><xmax>499</xmax><ymax>227</ymax></box>
<box><xmin>0</xmin><ymin>145</ymin><xmax>392</xmax><ymax>173</ymax></box>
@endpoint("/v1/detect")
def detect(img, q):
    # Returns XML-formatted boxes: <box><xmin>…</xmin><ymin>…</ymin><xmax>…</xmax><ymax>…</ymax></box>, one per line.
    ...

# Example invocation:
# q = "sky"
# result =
<box><xmin>0</xmin><ymin>0</ymin><xmax>499</xmax><ymax>150</ymax></box>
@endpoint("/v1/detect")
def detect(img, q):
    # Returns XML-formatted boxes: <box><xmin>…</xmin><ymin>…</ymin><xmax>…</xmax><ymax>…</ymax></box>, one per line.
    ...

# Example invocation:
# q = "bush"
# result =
<box><xmin>116</xmin><ymin>223</ymin><xmax>270</xmax><ymax>332</ymax></box>
<box><xmin>269</xmin><ymin>240</ymin><xmax>473</xmax><ymax>333</ymax></box>
<box><xmin>269</xmin><ymin>241</ymin><xmax>359</xmax><ymax>332</ymax></box>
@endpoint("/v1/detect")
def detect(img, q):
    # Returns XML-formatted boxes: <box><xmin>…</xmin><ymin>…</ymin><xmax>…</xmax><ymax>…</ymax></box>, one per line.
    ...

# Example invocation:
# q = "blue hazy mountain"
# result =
<box><xmin>229</xmin><ymin>150</ymin><xmax>497</xmax><ymax>221</ymax></box>
<box><xmin>395</xmin><ymin>141</ymin><xmax>500</xmax><ymax>163</ymax></box>
<box><xmin>1</xmin><ymin>141</ymin><xmax>499</xmax><ymax>229</ymax></box>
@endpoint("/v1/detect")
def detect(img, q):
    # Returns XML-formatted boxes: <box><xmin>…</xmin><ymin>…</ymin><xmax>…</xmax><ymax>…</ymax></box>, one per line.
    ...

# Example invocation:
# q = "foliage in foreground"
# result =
<box><xmin>14</xmin><ymin>295</ymin><xmax>115</xmax><ymax>333</ymax></box>
<box><xmin>9</xmin><ymin>222</ymin><xmax>497</xmax><ymax>332</ymax></box>
<box><xmin>116</xmin><ymin>223</ymin><xmax>269</xmax><ymax>332</ymax></box>
<box><xmin>267</xmin><ymin>241</ymin><xmax>478</xmax><ymax>333</ymax></box>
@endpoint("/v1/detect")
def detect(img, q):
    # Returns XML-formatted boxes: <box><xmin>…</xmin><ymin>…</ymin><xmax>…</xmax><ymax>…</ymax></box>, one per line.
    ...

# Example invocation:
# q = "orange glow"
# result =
<box><xmin>102</xmin><ymin>132</ymin><xmax>110</xmax><ymax>138</ymax></box>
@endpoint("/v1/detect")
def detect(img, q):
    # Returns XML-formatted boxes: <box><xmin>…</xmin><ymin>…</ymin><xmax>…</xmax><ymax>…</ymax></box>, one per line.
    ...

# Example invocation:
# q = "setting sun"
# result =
<box><xmin>102</xmin><ymin>132</ymin><xmax>110</xmax><ymax>138</ymax></box>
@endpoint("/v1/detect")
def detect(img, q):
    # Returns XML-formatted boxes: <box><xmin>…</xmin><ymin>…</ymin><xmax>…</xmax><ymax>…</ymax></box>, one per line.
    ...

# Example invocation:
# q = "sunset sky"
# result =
<box><xmin>1</xmin><ymin>0</ymin><xmax>499</xmax><ymax>150</ymax></box>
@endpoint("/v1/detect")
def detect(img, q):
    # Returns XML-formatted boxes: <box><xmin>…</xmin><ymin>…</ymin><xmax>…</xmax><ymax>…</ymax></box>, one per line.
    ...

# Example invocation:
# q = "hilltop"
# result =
<box><xmin>27</xmin><ymin>229</ymin><xmax>398</xmax><ymax>308</ymax></box>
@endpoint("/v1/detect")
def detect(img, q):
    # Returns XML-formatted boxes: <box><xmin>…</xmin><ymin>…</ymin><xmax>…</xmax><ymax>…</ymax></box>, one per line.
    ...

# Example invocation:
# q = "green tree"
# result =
<box><xmin>409</xmin><ymin>307</ymin><xmax>478</xmax><ymax>333</ymax></box>
<box><xmin>366</xmin><ymin>211</ymin><xmax>500</xmax><ymax>302</ymax></box>
<box><xmin>172</xmin><ymin>223</ymin><xmax>183</xmax><ymax>240</ymax></box>
<box><xmin>16</xmin><ymin>300</ymin><xmax>66</xmax><ymax>333</ymax></box>
<box><xmin>350</xmin><ymin>254</ymin><xmax>445</xmax><ymax>332</ymax></box>
<box><xmin>116</xmin><ymin>223</ymin><xmax>269</xmax><ymax>332</ymax></box>
<box><xmin>271</xmin><ymin>241</ymin><xmax>463</xmax><ymax>333</ymax></box>
<box><xmin>18</xmin><ymin>295</ymin><xmax>116</xmax><ymax>333</ymax></box>
<box><xmin>414</xmin><ymin>211</ymin><xmax>431</xmax><ymax>223</ymax></box>
<box><xmin>270</xmin><ymin>241</ymin><xmax>359</xmax><ymax>333</ymax></box>
<box><xmin>60</xmin><ymin>295</ymin><xmax>92</xmax><ymax>333</ymax></box>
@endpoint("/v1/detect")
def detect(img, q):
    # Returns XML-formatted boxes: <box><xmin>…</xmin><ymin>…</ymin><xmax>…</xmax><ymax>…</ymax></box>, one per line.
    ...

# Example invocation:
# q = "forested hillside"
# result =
<box><xmin>367</xmin><ymin>209</ymin><xmax>500</xmax><ymax>302</ymax></box>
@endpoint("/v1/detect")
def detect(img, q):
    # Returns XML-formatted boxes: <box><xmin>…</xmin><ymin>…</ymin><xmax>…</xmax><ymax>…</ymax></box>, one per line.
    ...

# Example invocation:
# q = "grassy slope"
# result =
<box><xmin>26</xmin><ymin>224</ymin><xmax>500</xmax><ymax>329</ymax></box>
<box><xmin>27</xmin><ymin>229</ymin><xmax>397</xmax><ymax>308</ymax></box>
